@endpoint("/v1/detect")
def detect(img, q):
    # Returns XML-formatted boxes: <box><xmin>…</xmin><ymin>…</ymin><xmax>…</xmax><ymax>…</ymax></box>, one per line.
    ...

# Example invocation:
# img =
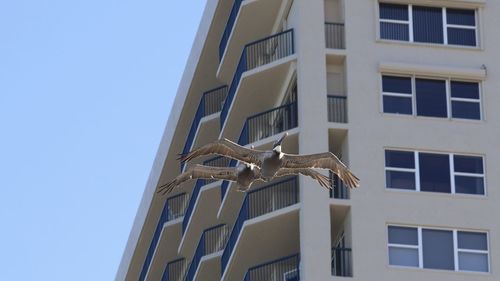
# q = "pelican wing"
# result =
<box><xmin>157</xmin><ymin>164</ymin><xmax>238</xmax><ymax>195</ymax></box>
<box><xmin>281</xmin><ymin>152</ymin><xmax>360</xmax><ymax>188</ymax></box>
<box><xmin>179</xmin><ymin>138</ymin><xmax>264</xmax><ymax>165</ymax></box>
<box><xmin>275</xmin><ymin>168</ymin><xmax>332</xmax><ymax>190</ymax></box>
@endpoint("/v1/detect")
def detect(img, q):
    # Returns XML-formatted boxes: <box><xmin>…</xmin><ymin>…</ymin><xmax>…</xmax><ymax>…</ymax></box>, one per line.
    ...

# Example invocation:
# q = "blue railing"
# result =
<box><xmin>162</xmin><ymin>258</ymin><xmax>188</xmax><ymax>281</ymax></box>
<box><xmin>220</xmin><ymin>158</ymin><xmax>238</xmax><ymax>203</ymax></box>
<box><xmin>244</xmin><ymin>254</ymin><xmax>300</xmax><ymax>281</ymax></box>
<box><xmin>327</xmin><ymin>95</ymin><xmax>347</xmax><ymax>123</ymax></box>
<box><xmin>331</xmin><ymin>247</ymin><xmax>352</xmax><ymax>277</ymax></box>
<box><xmin>181</xmin><ymin>86</ymin><xmax>228</xmax><ymax>171</ymax></box>
<box><xmin>184</xmin><ymin>224</ymin><xmax>229</xmax><ymax>281</ymax></box>
<box><xmin>220</xmin><ymin>29</ymin><xmax>295</xmax><ymax>130</ymax></box>
<box><xmin>219</xmin><ymin>0</ymin><xmax>245</xmax><ymax>60</ymax></box>
<box><xmin>182</xmin><ymin>156</ymin><xmax>230</xmax><ymax>233</ymax></box>
<box><xmin>139</xmin><ymin>193</ymin><xmax>189</xmax><ymax>281</ymax></box>
<box><xmin>325</xmin><ymin>22</ymin><xmax>345</xmax><ymax>49</ymax></box>
<box><xmin>329</xmin><ymin>173</ymin><xmax>349</xmax><ymax>199</ymax></box>
<box><xmin>221</xmin><ymin>177</ymin><xmax>299</xmax><ymax>275</ymax></box>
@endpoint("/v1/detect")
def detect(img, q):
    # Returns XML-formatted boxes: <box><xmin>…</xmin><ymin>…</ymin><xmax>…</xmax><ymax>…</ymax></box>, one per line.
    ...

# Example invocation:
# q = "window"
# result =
<box><xmin>385</xmin><ymin>150</ymin><xmax>485</xmax><ymax>195</ymax></box>
<box><xmin>379</xmin><ymin>3</ymin><xmax>478</xmax><ymax>47</ymax></box>
<box><xmin>382</xmin><ymin>75</ymin><xmax>482</xmax><ymax>120</ymax></box>
<box><xmin>388</xmin><ymin>226</ymin><xmax>489</xmax><ymax>273</ymax></box>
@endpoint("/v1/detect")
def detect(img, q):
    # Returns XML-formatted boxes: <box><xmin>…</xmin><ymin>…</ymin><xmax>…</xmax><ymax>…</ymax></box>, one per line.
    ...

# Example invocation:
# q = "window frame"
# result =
<box><xmin>377</xmin><ymin>2</ymin><xmax>480</xmax><ymax>48</ymax></box>
<box><xmin>384</xmin><ymin>149</ymin><xmax>486</xmax><ymax>196</ymax></box>
<box><xmin>380</xmin><ymin>74</ymin><xmax>483</xmax><ymax>121</ymax></box>
<box><xmin>387</xmin><ymin>225</ymin><xmax>490</xmax><ymax>273</ymax></box>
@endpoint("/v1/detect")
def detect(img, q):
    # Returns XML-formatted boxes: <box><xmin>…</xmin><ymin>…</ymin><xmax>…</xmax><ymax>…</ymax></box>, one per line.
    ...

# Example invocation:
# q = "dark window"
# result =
<box><xmin>447</xmin><ymin>9</ymin><xmax>477</xmax><ymax>46</ymax></box>
<box><xmin>388</xmin><ymin>226</ymin><xmax>419</xmax><ymax>267</ymax></box>
<box><xmin>451</xmin><ymin>81</ymin><xmax>480</xmax><ymax>120</ymax></box>
<box><xmin>419</xmin><ymin>153</ymin><xmax>451</xmax><ymax>193</ymax></box>
<box><xmin>389</xmin><ymin>226</ymin><xmax>418</xmax><ymax>245</ymax></box>
<box><xmin>386</xmin><ymin>150</ymin><xmax>416</xmax><ymax>190</ymax></box>
<box><xmin>413</xmin><ymin>6</ymin><xmax>444</xmax><ymax>44</ymax></box>
<box><xmin>447</xmin><ymin>9</ymin><xmax>476</xmax><ymax>26</ymax></box>
<box><xmin>416</xmin><ymin>78</ymin><xmax>447</xmax><ymax>118</ymax></box>
<box><xmin>458</xmin><ymin>232</ymin><xmax>487</xmax><ymax>250</ymax></box>
<box><xmin>382</xmin><ymin>76</ymin><xmax>413</xmax><ymax>114</ymax></box>
<box><xmin>383</xmin><ymin>76</ymin><xmax>412</xmax><ymax>93</ymax></box>
<box><xmin>385</xmin><ymin>150</ymin><xmax>414</xmax><ymax>168</ymax></box>
<box><xmin>380</xmin><ymin>3</ymin><xmax>409</xmax><ymax>20</ymax></box>
<box><xmin>422</xmin><ymin>229</ymin><xmax>454</xmax><ymax>270</ymax></box>
<box><xmin>458</xmin><ymin>231</ymin><xmax>489</xmax><ymax>272</ymax></box>
<box><xmin>386</xmin><ymin>171</ymin><xmax>416</xmax><ymax>190</ymax></box>
<box><xmin>454</xmin><ymin>155</ymin><xmax>485</xmax><ymax>195</ymax></box>
<box><xmin>454</xmin><ymin>155</ymin><xmax>483</xmax><ymax>173</ymax></box>
<box><xmin>380</xmin><ymin>4</ymin><xmax>410</xmax><ymax>41</ymax></box>
<box><xmin>384</xmin><ymin>96</ymin><xmax>413</xmax><ymax>114</ymax></box>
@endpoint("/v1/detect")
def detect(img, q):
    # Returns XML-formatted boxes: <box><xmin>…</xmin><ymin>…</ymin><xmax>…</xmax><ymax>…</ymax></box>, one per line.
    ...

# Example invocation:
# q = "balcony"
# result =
<box><xmin>331</xmin><ymin>247</ymin><xmax>352</xmax><ymax>277</ymax></box>
<box><xmin>184</xmin><ymin>224</ymin><xmax>229</xmax><ymax>281</ymax></box>
<box><xmin>139</xmin><ymin>193</ymin><xmax>189</xmax><ymax>281</ymax></box>
<box><xmin>162</xmin><ymin>258</ymin><xmax>188</xmax><ymax>281</ymax></box>
<box><xmin>181</xmin><ymin>86</ymin><xmax>228</xmax><ymax>170</ymax></box>
<box><xmin>244</xmin><ymin>254</ymin><xmax>300</xmax><ymax>281</ymax></box>
<box><xmin>325</xmin><ymin>22</ymin><xmax>345</xmax><ymax>49</ymax></box>
<box><xmin>220</xmin><ymin>29</ymin><xmax>295</xmax><ymax>132</ymax></box>
<box><xmin>222</xmin><ymin>177</ymin><xmax>300</xmax><ymax>278</ymax></box>
<box><xmin>329</xmin><ymin>173</ymin><xmax>349</xmax><ymax>199</ymax></box>
<box><xmin>327</xmin><ymin>95</ymin><xmax>347</xmax><ymax>123</ymax></box>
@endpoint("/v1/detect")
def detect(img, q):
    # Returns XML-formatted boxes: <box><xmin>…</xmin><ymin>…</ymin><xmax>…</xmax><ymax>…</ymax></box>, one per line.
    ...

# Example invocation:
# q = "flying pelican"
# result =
<box><xmin>179</xmin><ymin>133</ymin><xmax>360</xmax><ymax>188</ymax></box>
<box><xmin>157</xmin><ymin>163</ymin><xmax>331</xmax><ymax>196</ymax></box>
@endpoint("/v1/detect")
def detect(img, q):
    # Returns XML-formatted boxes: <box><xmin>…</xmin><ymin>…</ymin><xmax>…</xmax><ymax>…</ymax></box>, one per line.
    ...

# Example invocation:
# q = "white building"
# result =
<box><xmin>117</xmin><ymin>0</ymin><xmax>499</xmax><ymax>280</ymax></box>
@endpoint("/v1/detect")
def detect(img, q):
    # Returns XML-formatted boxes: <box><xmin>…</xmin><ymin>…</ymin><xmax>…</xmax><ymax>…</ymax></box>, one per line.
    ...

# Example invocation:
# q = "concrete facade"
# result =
<box><xmin>117</xmin><ymin>0</ymin><xmax>499</xmax><ymax>280</ymax></box>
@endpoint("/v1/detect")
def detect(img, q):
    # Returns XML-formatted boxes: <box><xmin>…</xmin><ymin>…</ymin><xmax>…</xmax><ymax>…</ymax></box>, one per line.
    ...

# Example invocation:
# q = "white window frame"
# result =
<box><xmin>378</xmin><ymin>2</ymin><xmax>479</xmax><ymax>47</ymax></box>
<box><xmin>388</xmin><ymin>225</ymin><xmax>490</xmax><ymax>273</ymax></box>
<box><xmin>385</xmin><ymin>149</ymin><xmax>486</xmax><ymax>195</ymax></box>
<box><xmin>381</xmin><ymin>74</ymin><xmax>483</xmax><ymax>121</ymax></box>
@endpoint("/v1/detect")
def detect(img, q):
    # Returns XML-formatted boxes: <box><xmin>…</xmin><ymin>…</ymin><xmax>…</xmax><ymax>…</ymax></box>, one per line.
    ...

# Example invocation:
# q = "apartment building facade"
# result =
<box><xmin>117</xmin><ymin>0</ymin><xmax>499</xmax><ymax>280</ymax></box>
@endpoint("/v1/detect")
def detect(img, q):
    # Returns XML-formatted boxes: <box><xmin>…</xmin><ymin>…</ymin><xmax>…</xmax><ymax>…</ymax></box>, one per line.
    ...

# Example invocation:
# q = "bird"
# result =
<box><xmin>156</xmin><ymin>163</ymin><xmax>332</xmax><ymax>196</ymax></box>
<box><xmin>178</xmin><ymin>133</ymin><xmax>360</xmax><ymax>188</ymax></box>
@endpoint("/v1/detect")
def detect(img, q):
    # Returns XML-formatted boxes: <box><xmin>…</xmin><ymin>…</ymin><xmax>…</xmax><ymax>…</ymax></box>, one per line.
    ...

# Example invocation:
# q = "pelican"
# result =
<box><xmin>179</xmin><ymin>133</ymin><xmax>360</xmax><ymax>188</ymax></box>
<box><xmin>157</xmin><ymin>163</ymin><xmax>331</xmax><ymax>196</ymax></box>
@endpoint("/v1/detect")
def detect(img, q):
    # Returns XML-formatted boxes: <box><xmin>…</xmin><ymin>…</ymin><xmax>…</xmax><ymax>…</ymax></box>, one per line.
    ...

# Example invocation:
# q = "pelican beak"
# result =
<box><xmin>273</xmin><ymin>132</ymin><xmax>288</xmax><ymax>148</ymax></box>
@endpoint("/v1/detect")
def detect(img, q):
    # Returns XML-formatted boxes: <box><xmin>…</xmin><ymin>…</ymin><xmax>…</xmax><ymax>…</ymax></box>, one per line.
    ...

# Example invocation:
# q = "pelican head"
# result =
<box><xmin>245</xmin><ymin>162</ymin><xmax>256</xmax><ymax>170</ymax></box>
<box><xmin>272</xmin><ymin>132</ymin><xmax>287</xmax><ymax>157</ymax></box>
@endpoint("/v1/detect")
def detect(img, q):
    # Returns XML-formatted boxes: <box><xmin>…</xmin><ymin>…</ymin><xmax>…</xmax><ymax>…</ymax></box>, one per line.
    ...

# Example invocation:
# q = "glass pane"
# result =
<box><xmin>451</xmin><ymin>101</ymin><xmax>481</xmax><ymax>120</ymax></box>
<box><xmin>416</xmin><ymin>78</ymin><xmax>447</xmax><ymax>118</ymax></box>
<box><xmin>389</xmin><ymin>247</ymin><xmax>419</xmax><ymax>267</ymax></box>
<box><xmin>419</xmin><ymin>153</ymin><xmax>451</xmax><ymax>193</ymax></box>
<box><xmin>380</xmin><ymin>22</ymin><xmax>410</xmax><ymax>41</ymax></box>
<box><xmin>413</xmin><ymin>6</ymin><xmax>444</xmax><ymax>44</ymax></box>
<box><xmin>383</xmin><ymin>96</ymin><xmax>412</xmax><ymax>114</ymax></box>
<box><xmin>454</xmin><ymin>155</ymin><xmax>483</xmax><ymax>173</ymax></box>
<box><xmin>385</xmin><ymin>150</ymin><xmax>415</xmax><ymax>168</ymax></box>
<box><xmin>380</xmin><ymin>3</ymin><xmax>409</xmax><ymax>20</ymax></box>
<box><xmin>459</xmin><ymin>252</ymin><xmax>489</xmax><ymax>272</ymax></box>
<box><xmin>388</xmin><ymin>226</ymin><xmax>418</xmax><ymax>245</ymax></box>
<box><xmin>382</xmin><ymin>76</ymin><xmax>412</xmax><ymax>94</ymax></box>
<box><xmin>386</xmin><ymin>171</ymin><xmax>416</xmax><ymax>190</ymax></box>
<box><xmin>422</xmin><ymin>229</ymin><xmax>454</xmax><ymax>270</ymax></box>
<box><xmin>448</xmin><ymin>28</ymin><xmax>477</xmax><ymax>46</ymax></box>
<box><xmin>451</xmin><ymin>81</ymin><xmax>480</xmax><ymax>99</ymax></box>
<box><xmin>458</xmin><ymin>231</ymin><xmax>488</xmax><ymax>250</ymax></box>
<box><xmin>455</xmin><ymin>176</ymin><xmax>485</xmax><ymax>195</ymax></box>
<box><xmin>447</xmin><ymin>8</ymin><xmax>476</xmax><ymax>26</ymax></box>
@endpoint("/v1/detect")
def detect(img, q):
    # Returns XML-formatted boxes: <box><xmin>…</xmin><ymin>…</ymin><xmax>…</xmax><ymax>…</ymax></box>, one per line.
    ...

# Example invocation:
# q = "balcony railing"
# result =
<box><xmin>327</xmin><ymin>95</ymin><xmax>347</xmax><ymax>123</ymax></box>
<box><xmin>329</xmin><ymin>173</ymin><xmax>349</xmax><ymax>199</ymax></box>
<box><xmin>220</xmin><ymin>29</ymin><xmax>295</xmax><ymax>129</ymax></box>
<box><xmin>182</xmin><ymin>157</ymin><xmax>229</xmax><ymax>233</ymax></box>
<box><xmin>139</xmin><ymin>193</ymin><xmax>189</xmax><ymax>281</ymax></box>
<box><xmin>181</xmin><ymin>86</ymin><xmax>228</xmax><ymax>170</ymax></box>
<box><xmin>162</xmin><ymin>258</ymin><xmax>189</xmax><ymax>281</ymax></box>
<box><xmin>325</xmin><ymin>22</ymin><xmax>345</xmax><ymax>49</ymax></box>
<box><xmin>244</xmin><ymin>254</ymin><xmax>300</xmax><ymax>281</ymax></box>
<box><xmin>331</xmin><ymin>247</ymin><xmax>352</xmax><ymax>277</ymax></box>
<box><xmin>221</xmin><ymin>177</ymin><xmax>299</xmax><ymax>275</ymax></box>
<box><xmin>219</xmin><ymin>0</ymin><xmax>244</xmax><ymax>60</ymax></box>
<box><xmin>184</xmin><ymin>224</ymin><xmax>229</xmax><ymax>281</ymax></box>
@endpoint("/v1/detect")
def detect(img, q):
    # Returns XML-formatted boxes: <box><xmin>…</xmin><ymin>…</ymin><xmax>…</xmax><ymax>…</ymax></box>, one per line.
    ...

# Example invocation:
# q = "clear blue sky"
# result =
<box><xmin>0</xmin><ymin>1</ymin><xmax>205</xmax><ymax>280</ymax></box>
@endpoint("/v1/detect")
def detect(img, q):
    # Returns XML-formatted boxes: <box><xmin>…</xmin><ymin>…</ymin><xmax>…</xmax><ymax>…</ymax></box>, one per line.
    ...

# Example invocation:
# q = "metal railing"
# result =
<box><xmin>244</xmin><ymin>254</ymin><xmax>300</xmax><ymax>281</ymax></box>
<box><xmin>331</xmin><ymin>247</ymin><xmax>352</xmax><ymax>277</ymax></box>
<box><xmin>221</xmin><ymin>177</ymin><xmax>299</xmax><ymax>275</ymax></box>
<box><xmin>219</xmin><ymin>0</ymin><xmax>244</xmax><ymax>60</ymax></box>
<box><xmin>182</xmin><ymin>157</ymin><xmax>230</xmax><ymax>233</ymax></box>
<box><xmin>162</xmin><ymin>258</ymin><xmax>189</xmax><ymax>281</ymax></box>
<box><xmin>329</xmin><ymin>173</ymin><xmax>350</xmax><ymax>199</ymax></box>
<box><xmin>220</xmin><ymin>29</ymin><xmax>295</xmax><ymax>129</ymax></box>
<box><xmin>184</xmin><ymin>224</ymin><xmax>229</xmax><ymax>281</ymax></box>
<box><xmin>181</xmin><ymin>86</ymin><xmax>228</xmax><ymax>170</ymax></box>
<box><xmin>239</xmin><ymin>102</ymin><xmax>298</xmax><ymax>146</ymax></box>
<box><xmin>327</xmin><ymin>95</ymin><xmax>347</xmax><ymax>123</ymax></box>
<box><xmin>220</xmin><ymin>158</ymin><xmax>238</xmax><ymax>203</ymax></box>
<box><xmin>139</xmin><ymin>193</ymin><xmax>189</xmax><ymax>281</ymax></box>
<box><xmin>325</xmin><ymin>22</ymin><xmax>345</xmax><ymax>49</ymax></box>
